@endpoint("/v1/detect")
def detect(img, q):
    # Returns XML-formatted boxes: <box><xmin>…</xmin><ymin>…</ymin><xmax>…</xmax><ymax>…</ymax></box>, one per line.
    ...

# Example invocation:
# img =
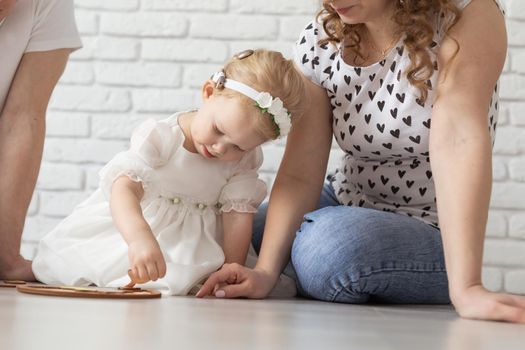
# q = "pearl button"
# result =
<box><xmin>197</xmin><ymin>203</ymin><xmax>205</xmax><ymax>209</ymax></box>
<box><xmin>172</xmin><ymin>197</ymin><xmax>180</xmax><ymax>204</ymax></box>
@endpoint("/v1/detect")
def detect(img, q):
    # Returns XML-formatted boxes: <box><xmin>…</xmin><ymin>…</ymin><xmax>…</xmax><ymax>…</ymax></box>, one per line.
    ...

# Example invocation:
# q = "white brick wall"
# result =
<box><xmin>22</xmin><ymin>0</ymin><xmax>525</xmax><ymax>293</ymax></box>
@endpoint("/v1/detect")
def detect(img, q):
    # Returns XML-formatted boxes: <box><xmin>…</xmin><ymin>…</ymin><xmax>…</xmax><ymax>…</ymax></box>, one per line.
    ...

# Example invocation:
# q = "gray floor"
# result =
<box><xmin>1</xmin><ymin>287</ymin><xmax>524</xmax><ymax>350</ymax></box>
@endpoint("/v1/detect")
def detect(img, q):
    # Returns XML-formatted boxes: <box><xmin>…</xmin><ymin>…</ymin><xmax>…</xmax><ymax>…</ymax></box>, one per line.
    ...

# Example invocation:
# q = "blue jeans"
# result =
<box><xmin>252</xmin><ymin>183</ymin><xmax>450</xmax><ymax>304</ymax></box>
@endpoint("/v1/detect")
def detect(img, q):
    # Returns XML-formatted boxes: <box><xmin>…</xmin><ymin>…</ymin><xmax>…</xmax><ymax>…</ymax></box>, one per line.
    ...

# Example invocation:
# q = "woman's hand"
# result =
<box><xmin>196</xmin><ymin>263</ymin><xmax>277</xmax><ymax>299</ymax></box>
<box><xmin>453</xmin><ymin>284</ymin><xmax>525</xmax><ymax>323</ymax></box>
<box><xmin>127</xmin><ymin>237</ymin><xmax>166</xmax><ymax>284</ymax></box>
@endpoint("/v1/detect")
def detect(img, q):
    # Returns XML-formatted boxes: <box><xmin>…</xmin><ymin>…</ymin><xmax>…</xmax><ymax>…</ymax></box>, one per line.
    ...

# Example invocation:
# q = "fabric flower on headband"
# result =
<box><xmin>211</xmin><ymin>71</ymin><xmax>292</xmax><ymax>137</ymax></box>
<box><xmin>254</xmin><ymin>93</ymin><xmax>291</xmax><ymax>136</ymax></box>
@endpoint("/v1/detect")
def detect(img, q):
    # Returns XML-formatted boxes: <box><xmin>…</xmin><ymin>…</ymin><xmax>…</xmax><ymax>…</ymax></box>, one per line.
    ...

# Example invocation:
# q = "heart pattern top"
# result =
<box><xmin>293</xmin><ymin>0</ymin><xmax>502</xmax><ymax>228</ymax></box>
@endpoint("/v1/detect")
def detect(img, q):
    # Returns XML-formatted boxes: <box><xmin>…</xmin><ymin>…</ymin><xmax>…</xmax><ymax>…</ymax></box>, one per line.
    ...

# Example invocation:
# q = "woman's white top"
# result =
<box><xmin>293</xmin><ymin>0</ymin><xmax>503</xmax><ymax>227</ymax></box>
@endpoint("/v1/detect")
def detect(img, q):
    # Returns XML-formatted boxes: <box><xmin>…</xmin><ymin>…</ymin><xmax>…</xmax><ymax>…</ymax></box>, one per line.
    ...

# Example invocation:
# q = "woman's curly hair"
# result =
<box><xmin>317</xmin><ymin>0</ymin><xmax>461</xmax><ymax>103</ymax></box>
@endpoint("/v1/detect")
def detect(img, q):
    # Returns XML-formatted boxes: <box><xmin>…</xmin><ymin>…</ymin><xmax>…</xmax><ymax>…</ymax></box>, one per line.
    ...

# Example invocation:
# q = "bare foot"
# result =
<box><xmin>0</xmin><ymin>256</ymin><xmax>36</xmax><ymax>281</ymax></box>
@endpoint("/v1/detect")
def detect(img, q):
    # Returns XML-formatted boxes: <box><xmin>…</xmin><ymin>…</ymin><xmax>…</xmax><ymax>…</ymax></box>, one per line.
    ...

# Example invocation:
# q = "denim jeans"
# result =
<box><xmin>252</xmin><ymin>183</ymin><xmax>450</xmax><ymax>304</ymax></box>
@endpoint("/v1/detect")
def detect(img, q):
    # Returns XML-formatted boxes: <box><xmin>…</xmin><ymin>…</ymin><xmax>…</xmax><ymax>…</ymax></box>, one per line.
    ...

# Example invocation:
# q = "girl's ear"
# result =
<box><xmin>201</xmin><ymin>80</ymin><xmax>215</xmax><ymax>100</ymax></box>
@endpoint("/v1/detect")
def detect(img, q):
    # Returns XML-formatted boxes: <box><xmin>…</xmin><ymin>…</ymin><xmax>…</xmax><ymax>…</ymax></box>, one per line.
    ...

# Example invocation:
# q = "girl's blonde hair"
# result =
<box><xmin>317</xmin><ymin>0</ymin><xmax>461</xmax><ymax>103</ymax></box>
<box><xmin>215</xmin><ymin>49</ymin><xmax>306</xmax><ymax>140</ymax></box>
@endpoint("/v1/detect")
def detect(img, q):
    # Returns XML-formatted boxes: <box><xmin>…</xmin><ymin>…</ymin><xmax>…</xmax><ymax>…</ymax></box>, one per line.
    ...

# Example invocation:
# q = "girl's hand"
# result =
<box><xmin>453</xmin><ymin>284</ymin><xmax>525</xmax><ymax>323</ymax></box>
<box><xmin>196</xmin><ymin>263</ymin><xmax>277</xmax><ymax>299</ymax></box>
<box><xmin>127</xmin><ymin>237</ymin><xmax>167</xmax><ymax>284</ymax></box>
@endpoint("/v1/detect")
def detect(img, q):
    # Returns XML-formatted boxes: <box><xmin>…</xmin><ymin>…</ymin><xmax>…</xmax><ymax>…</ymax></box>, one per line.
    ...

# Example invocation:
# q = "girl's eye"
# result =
<box><xmin>213</xmin><ymin>125</ymin><xmax>223</xmax><ymax>135</ymax></box>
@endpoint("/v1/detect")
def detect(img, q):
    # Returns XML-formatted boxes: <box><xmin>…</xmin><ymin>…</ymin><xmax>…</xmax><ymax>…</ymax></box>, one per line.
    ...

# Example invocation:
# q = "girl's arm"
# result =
<box><xmin>432</xmin><ymin>0</ymin><xmax>525</xmax><ymax>323</ymax></box>
<box><xmin>221</xmin><ymin>211</ymin><xmax>254</xmax><ymax>265</ymax></box>
<box><xmin>110</xmin><ymin>176</ymin><xmax>166</xmax><ymax>283</ymax></box>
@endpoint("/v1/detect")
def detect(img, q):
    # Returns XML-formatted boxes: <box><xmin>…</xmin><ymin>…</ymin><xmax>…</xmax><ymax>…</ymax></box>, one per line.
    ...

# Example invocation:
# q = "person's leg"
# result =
<box><xmin>291</xmin><ymin>205</ymin><xmax>450</xmax><ymax>304</ymax></box>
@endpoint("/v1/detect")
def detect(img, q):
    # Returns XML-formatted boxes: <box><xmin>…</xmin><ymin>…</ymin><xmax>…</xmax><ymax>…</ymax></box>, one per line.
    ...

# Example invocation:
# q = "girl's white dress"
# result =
<box><xmin>32</xmin><ymin>113</ymin><xmax>267</xmax><ymax>295</ymax></box>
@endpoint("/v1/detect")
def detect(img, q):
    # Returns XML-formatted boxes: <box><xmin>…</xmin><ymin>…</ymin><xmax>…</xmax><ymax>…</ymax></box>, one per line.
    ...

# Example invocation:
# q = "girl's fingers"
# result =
<box><xmin>146</xmin><ymin>262</ymin><xmax>159</xmax><ymax>281</ymax></box>
<box><xmin>497</xmin><ymin>293</ymin><xmax>525</xmax><ymax>309</ymax></box>
<box><xmin>157</xmin><ymin>260</ymin><xmax>167</xmax><ymax>279</ymax></box>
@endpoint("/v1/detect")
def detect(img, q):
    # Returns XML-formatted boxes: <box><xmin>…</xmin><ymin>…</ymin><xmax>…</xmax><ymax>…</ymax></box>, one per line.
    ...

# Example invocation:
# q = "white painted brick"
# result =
<box><xmin>492</xmin><ymin>157</ymin><xmax>508</xmax><ymax>181</ymax></box>
<box><xmin>191</xmin><ymin>16</ymin><xmax>278</xmax><ymax>40</ymax></box>
<box><xmin>482</xmin><ymin>267</ymin><xmax>503</xmax><ymax>292</ymax></box>
<box><xmin>260</xmin><ymin>144</ymin><xmax>285</xmax><ymax>173</ymax></box>
<box><xmin>509</xmin><ymin>157</ymin><xmax>525</xmax><ymax>182</ymax></box>
<box><xmin>40</xmin><ymin>191</ymin><xmax>92</xmax><ymax>217</ymax></box>
<box><xmin>280</xmin><ymin>17</ymin><xmax>318</xmax><ymax>40</ymax></box>
<box><xmin>132</xmin><ymin>89</ymin><xmax>199</xmax><ymax>113</ymax></box>
<box><xmin>43</xmin><ymin>138</ymin><xmax>128</xmax><ymax>163</ymax></box>
<box><xmin>508</xmin><ymin>102</ymin><xmax>525</xmax><ymax>126</ymax></box>
<box><xmin>93</xmin><ymin>37</ymin><xmax>139</xmax><ymax>60</ymax></box>
<box><xmin>511</xmin><ymin>48</ymin><xmax>525</xmax><ymax>73</ymax></box>
<box><xmin>20</xmin><ymin>241</ymin><xmax>38</xmax><ymax>260</ymax></box>
<box><xmin>76</xmin><ymin>0</ymin><xmax>139</xmax><ymax>11</ymax></box>
<box><xmin>27</xmin><ymin>193</ymin><xmax>39</xmax><ymax>216</ymax></box>
<box><xmin>86</xmin><ymin>165</ymin><xmax>104</xmax><ymax>190</ymax></box>
<box><xmin>183</xmin><ymin>64</ymin><xmax>222</xmax><ymax>88</ymax></box>
<box><xmin>506</xmin><ymin>0</ymin><xmax>525</xmax><ymax>20</ymax></box>
<box><xmin>230</xmin><ymin>0</ymin><xmax>318</xmax><ymax>14</ymax></box>
<box><xmin>70</xmin><ymin>36</ymin><xmax>96</xmax><ymax>60</ymax></box>
<box><xmin>75</xmin><ymin>10</ymin><xmax>98</xmax><ymax>35</ymax></box>
<box><xmin>491</xmin><ymin>183</ymin><xmax>525</xmax><ymax>209</ymax></box>
<box><xmin>484</xmin><ymin>239</ymin><xmax>525</xmax><ymax>266</ymax></box>
<box><xmin>50</xmin><ymin>86</ymin><xmax>131</xmax><ymax>112</ymax></box>
<box><xmin>506</xmin><ymin>19</ymin><xmax>525</xmax><ymax>46</ymax></box>
<box><xmin>230</xmin><ymin>41</ymin><xmax>295</xmax><ymax>60</ymax></box>
<box><xmin>142</xmin><ymin>0</ymin><xmax>227</xmax><ymax>11</ymax></box>
<box><xmin>509</xmin><ymin>213</ymin><xmax>525</xmax><ymax>239</ymax></box>
<box><xmin>46</xmin><ymin>112</ymin><xmax>90</xmax><ymax>137</ymax></box>
<box><xmin>100</xmin><ymin>13</ymin><xmax>187</xmax><ymax>37</ymax></box>
<box><xmin>499</xmin><ymin>74</ymin><xmax>525</xmax><ymax>100</ymax></box>
<box><xmin>60</xmin><ymin>61</ymin><xmax>95</xmax><ymax>84</ymax></box>
<box><xmin>497</xmin><ymin>101</ymin><xmax>509</xmax><ymax>126</ymax></box>
<box><xmin>37</xmin><ymin>163</ymin><xmax>84</xmax><ymax>190</ymax></box>
<box><xmin>493</xmin><ymin>126</ymin><xmax>525</xmax><ymax>155</ymax></box>
<box><xmin>22</xmin><ymin>216</ymin><xmax>62</xmax><ymax>242</ymax></box>
<box><xmin>142</xmin><ymin>39</ymin><xmax>228</xmax><ymax>63</ymax></box>
<box><xmin>96</xmin><ymin>62</ymin><xmax>182</xmax><ymax>88</ymax></box>
<box><xmin>486</xmin><ymin>211</ymin><xmax>507</xmax><ymax>238</ymax></box>
<box><xmin>91</xmin><ymin>114</ymin><xmax>164</xmax><ymax>139</ymax></box>
<box><xmin>504</xmin><ymin>270</ymin><xmax>525</xmax><ymax>294</ymax></box>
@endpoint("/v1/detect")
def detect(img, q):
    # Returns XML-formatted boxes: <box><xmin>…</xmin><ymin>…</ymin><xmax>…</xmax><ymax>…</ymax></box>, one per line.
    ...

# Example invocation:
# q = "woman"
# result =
<box><xmin>197</xmin><ymin>0</ymin><xmax>525</xmax><ymax>323</ymax></box>
<box><xmin>0</xmin><ymin>0</ymin><xmax>82</xmax><ymax>281</ymax></box>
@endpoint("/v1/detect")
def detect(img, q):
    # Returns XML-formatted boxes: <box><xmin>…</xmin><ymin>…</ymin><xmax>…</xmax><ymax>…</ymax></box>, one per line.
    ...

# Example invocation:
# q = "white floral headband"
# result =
<box><xmin>210</xmin><ymin>52</ymin><xmax>292</xmax><ymax>137</ymax></box>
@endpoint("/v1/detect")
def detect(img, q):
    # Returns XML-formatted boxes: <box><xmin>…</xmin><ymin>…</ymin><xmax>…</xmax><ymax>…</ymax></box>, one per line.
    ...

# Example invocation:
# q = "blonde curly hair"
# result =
<box><xmin>317</xmin><ymin>0</ymin><xmax>461</xmax><ymax>103</ymax></box>
<box><xmin>215</xmin><ymin>49</ymin><xmax>306</xmax><ymax>140</ymax></box>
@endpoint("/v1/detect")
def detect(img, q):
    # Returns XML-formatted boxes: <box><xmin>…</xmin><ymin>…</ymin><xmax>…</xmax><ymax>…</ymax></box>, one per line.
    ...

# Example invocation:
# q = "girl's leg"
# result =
<box><xmin>291</xmin><ymin>205</ymin><xmax>450</xmax><ymax>304</ymax></box>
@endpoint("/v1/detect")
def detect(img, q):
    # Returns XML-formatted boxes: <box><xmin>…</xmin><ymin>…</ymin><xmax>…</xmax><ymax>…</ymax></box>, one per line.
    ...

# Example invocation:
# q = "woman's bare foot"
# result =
<box><xmin>0</xmin><ymin>255</ymin><xmax>36</xmax><ymax>281</ymax></box>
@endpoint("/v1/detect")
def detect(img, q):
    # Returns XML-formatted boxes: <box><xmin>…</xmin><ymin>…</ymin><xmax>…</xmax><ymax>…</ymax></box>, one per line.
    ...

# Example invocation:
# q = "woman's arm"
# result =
<box><xmin>110</xmin><ymin>176</ymin><xmax>166</xmax><ymax>283</ymax></box>
<box><xmin>432</xmin><ymin>0</ymin><xmax>525</xmax><ymax>322</ymax></box>
<box><xmin>197</xmin><ymin>75</ymin><xmax>333</xmax><ymax>298</ymax></box>
<box><xmin>222</xmin><ymin>211</ymin><xmax>254</xmax><ymax>265</ymax></box>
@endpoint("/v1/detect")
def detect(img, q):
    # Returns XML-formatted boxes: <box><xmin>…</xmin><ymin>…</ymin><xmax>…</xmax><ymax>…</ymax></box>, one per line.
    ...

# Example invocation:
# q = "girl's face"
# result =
<box><xmin>189</xmin><ymin>82</ymin><xmax>267</xmax><ymax>162</ymax></box>
<box><xmin>324</xmin><ymin>0</ymin><xmax>394</xmax><ymax>25</ymax></box>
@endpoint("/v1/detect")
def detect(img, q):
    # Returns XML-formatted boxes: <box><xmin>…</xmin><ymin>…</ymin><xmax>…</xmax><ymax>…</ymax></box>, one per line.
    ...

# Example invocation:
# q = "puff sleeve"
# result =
<box><xmin>99</xmin><ymin>118</ymin><xmax>183</xmax><ymax>200</ymax></box>
<box><xmin>218</xmin><ymin>147</ymin><xmax>267</xmax><ymax>213</ymax></box>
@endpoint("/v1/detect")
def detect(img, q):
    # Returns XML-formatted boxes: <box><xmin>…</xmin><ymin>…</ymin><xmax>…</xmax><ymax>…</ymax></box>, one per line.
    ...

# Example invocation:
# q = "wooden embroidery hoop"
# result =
<box><xmin>15</xmin><ymin>284</ymin><xmax>161</xmax><ymax>299</ymax></box>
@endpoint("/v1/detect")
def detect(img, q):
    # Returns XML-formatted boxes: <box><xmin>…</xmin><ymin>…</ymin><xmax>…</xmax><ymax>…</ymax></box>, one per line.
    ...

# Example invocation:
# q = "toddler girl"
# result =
<box><xmin>31</xmin><ymin>49</ymin><xmax>305</xmax><ymax>295</ymax></box>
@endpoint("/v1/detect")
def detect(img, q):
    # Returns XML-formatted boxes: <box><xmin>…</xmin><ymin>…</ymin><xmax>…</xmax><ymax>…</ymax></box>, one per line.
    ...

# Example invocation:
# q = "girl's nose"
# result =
<box><xmin>212</xmin><ymin>143</ymin><xmax>226</xmax><ymax>155</ymax></box>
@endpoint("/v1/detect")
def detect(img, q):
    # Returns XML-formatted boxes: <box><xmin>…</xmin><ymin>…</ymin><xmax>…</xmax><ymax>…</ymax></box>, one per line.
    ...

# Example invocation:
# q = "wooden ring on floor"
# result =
<box><xmin>0</xmin><ymin>280</ymin><xmax>27</xmax><ymax>288</ymax></box>
<box><xmin>16</xmin><ymin>284</ymin><xmax>161</xmax><ymax>299</ymax></box>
